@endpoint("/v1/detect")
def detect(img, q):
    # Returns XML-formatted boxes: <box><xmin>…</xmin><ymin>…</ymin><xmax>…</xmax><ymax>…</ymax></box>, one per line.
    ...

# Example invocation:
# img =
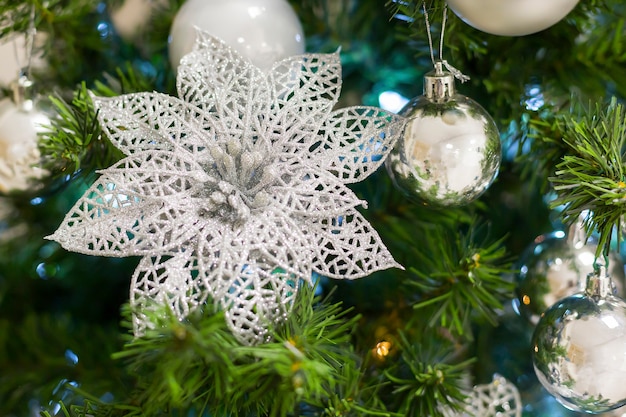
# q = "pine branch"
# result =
<box><xmin>383</xmin><ymin>332</ymin><xmax>473</xmax><ymax>417</ymax></box>
<box><xmin>550</xmin><ymin>97</ymin><xmax>626</xmax><ymax>260</ymax></box>
<box><xmin>39</xmin><ymin>83</ymin><xmax>123</xmax><ymax>177</ymax></box>
<box><xmin>229</xmin><ymin>287</ymin><xmax>358</xmax><ymax>417</ymax></box>
<box><xmin>65</xmin><ymin>285</ymin><xmax>369</xmax><ymax>417</ymax></box>
<box><xmin>405</xmin><ymin>222</ymin><xmax>513</xmax><ymax>336</ymax></box>
<box><xmin>40</xmin><ymin>60</ymin><xmax>165</xmax><ymax>179</ymax></box>
<box><xmin>317</xmin><ymin>361</ymin><xmax>398</xmax><ymax>417</ymax></box>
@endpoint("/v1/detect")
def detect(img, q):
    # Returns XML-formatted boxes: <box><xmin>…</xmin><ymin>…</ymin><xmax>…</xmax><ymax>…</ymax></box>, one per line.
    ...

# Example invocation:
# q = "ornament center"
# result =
<box><xmin>198</xmin><ymin>139</ymin><xmax>277</xmax><ymax>223</ymax></box>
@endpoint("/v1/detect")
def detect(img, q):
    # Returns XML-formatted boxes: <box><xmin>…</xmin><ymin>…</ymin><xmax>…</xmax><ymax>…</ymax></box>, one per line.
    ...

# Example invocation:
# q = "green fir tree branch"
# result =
<box><xmin>550</xmin><ymin>97</ymin><xmax>626</xmax><ymax>260</ymax></box>
<box><xmin>383</xmin><ymin>332</ymin><xmax>474</xmax><ymax>417</ymax></box>
<box><xmin>405</xmin><ymin>222</ymin><xmax>514</xmax><ymax>336</ymax></box>
<box><xmin>63</xmin><ymin>285</ymin><xmax>373</xmax><ymax>417</ymax></box>
<box><xmin>39</xmin><ymin>83</ymin><xmax>123</xmax><ymax>177</ymax></box>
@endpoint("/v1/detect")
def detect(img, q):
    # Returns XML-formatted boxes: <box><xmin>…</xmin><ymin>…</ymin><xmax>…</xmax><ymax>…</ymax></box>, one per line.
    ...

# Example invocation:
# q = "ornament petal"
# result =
<box><xmin>177</xmin><ymin>30</ymin><xmax>271</xmax><ymax>142</ymax></box>
<box><xmin>197</xmin><ymin>214</ymin><xmax>311</xmax><ymax>344</ymax></box>
<box><xmin>266</xmin><ymin>51</ymin><xmax>342</xmax><ymax>152</ymax></box>
<box><xmin>270</xmin><ymin>164</ymin><xmax>364</xmax><ymax>217</ymax></box>
<box><xmin>312</xmin><ymin>106</ymin><xmax>405</xmax><ymax>183</ymax></box>
<box><xmin>131</xmin><ymin>253</ymin><xmax>208</xmax><ymax>336</ymax></box>
<box><xmin>48</xmin><ymin>151</ymin><xmax>209</xmax><ymax>256</ymax></box>
<box><xmin>198</xmin><ymin>213</ymin><xmax>313</xmax><ymax>302</ymax></box>
<box><xmin>222</xmin><ymin>263</ymin><xmax>300</xmax><ymax>345</ymax></box>
<box><xmin>93</xmin><ymin>92</ymin><xmax>215</xmax><ymax>157</ymax></box>
<box><xmin>309</xmin><ymin>208</ymin><xmax>402</xmax><ymax>279</ymax></box>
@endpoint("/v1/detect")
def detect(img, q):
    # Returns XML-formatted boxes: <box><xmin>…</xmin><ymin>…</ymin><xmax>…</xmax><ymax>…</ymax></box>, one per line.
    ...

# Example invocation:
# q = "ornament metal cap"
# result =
<box><xmin>423</xmin><ymin>61</ymin><xmax>456</xmax><ymax>102</ymax></box>
<box><xmin>10</xmin><ymin>71</ymin><xmax>35</xmax><ymax>112</ymax></box>
<box><xmin>585</xmin><ymin>265</ymin><xmax>614</xmax><ymax>299</ymax></box>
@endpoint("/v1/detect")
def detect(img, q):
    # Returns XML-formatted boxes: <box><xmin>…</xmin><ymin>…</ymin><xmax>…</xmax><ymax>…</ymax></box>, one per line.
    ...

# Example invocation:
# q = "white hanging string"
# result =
<box><xmin>423</xmin><ymin>3</ymin><xmax>436</xmax><ymax>68</ymax></box>
<box><xmin>422</xmin><ymin>2</ymin><xmax>469</xmax><ymax>82</ymax></box>
<box><xmin>12</xmin><ymin>4</ymin><xmax>37</xmax><ymax>79</ymax></box>
<box><xmin>10</xmin><ymin>5</ymin><xmax>37</xmax><ymax>110</ymax></box>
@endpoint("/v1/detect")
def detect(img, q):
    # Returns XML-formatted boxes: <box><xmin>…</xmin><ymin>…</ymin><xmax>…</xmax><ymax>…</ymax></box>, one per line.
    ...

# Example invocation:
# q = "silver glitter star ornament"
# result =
<box><xmin>48</xmin><ymin>30</ymin><xmax>404</xmax><ymax>345</ymax></box>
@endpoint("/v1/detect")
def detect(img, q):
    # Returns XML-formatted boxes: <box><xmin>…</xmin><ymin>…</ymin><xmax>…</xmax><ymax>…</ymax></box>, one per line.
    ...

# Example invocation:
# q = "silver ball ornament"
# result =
<box><xmin>515</xmin><ymin>230</ymin><xmax>625</xmax><ymax>324</ymax></box>
<box><xmin>446</xmin><ymin>0</ymin><xmax>580</xmax><ymax>37</ymax></box>
<box><xmin>532</xmin><ymin>269</ymin><xmax>626</xmax><ymax>414</ymax></box>
<box><xmin>385</xmin><ymin>63</ymin><xmax>501</xmax><ymax>206</ymax></box>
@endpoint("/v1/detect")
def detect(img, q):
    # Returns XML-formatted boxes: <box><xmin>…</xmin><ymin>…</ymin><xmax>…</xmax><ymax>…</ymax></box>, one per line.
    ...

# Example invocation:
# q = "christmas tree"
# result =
<box><xmin>1</xmin><ymin>0</ymin><xmax>626</xmax><ymax>416</ymax></box>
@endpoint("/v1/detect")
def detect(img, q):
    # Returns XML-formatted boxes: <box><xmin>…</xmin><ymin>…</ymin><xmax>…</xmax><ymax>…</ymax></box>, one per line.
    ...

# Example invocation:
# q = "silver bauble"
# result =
<box><xmin>515</xmin><ymin>230</ymin><xmax>625</xmax><ymax>324</ymax></box>
<box><xmin>532</xmin><ymin>269</ymin><xmax>626</xmax><ymax>414</ymax></box>
<box><xmin>385</xmin><ymin>63</ymin><xmax>501</xmax><ymax>206</ymax></box>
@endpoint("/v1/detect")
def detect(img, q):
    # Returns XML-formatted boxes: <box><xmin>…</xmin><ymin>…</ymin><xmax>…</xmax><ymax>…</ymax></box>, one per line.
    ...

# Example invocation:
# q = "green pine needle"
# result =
<box><xmin>39</xmin><ymin>83</ymin><xmax>124</xmax><ymax>177</ymax></box>
<box><xmin>384</xmin><ymin>332</ymin><xmax>474</xmax><ymax>417</ymax></box>
<box><xmin>65</xmin><ymin>285</ymin><xmax>368</xmax><ymax>417</ymax></box>
<box><xmin>550</xmin><ymin>97</ymin><xmax>626</xmax><ymax>260</ymax></box>
<box><xmin>406</xmin><ymin>222</ymin><xmax>513</xmax><ymax>336</ymax></box>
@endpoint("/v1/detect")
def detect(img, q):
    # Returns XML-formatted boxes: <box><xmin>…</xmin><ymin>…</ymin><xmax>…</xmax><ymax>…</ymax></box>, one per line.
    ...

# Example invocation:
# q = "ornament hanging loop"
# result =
<box><xmin>422</xmin><ymin>2</ymin><xmax>469</xmax><ymax>83</ymax></box>
<box><xmin>11</xmin><ymin>4</ymin><xmax>37</xmax><ymax>112</ymax></box>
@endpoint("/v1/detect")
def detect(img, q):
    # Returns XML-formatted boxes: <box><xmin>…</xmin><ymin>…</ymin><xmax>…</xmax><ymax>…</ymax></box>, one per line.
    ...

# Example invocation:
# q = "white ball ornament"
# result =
<box><xmin>0</xmin><ymin>77</ymin><xmax>48</xmax><ymax>193</ymax></box>
<box><xmin>385</xmin><ymin>62</ymin><xmax>501</xmax><ymax>206</ymax></box>
<box><xmin>446</xmin><ymin>0</ymin><xmax>580</xmax><ymax>36</ymax></box>
<box><xmin>532</xmin><ymin>267</ymin><xmax>626</xmax><ymax>414</ymax></box>
<box><xmin>169</xmin><ymin>0</ymin><xmax>305</xmax><ymax>72</ymax></box>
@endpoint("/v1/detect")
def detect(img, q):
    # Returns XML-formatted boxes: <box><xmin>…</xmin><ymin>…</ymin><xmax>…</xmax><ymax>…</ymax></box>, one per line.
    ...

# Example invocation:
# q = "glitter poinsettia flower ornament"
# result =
<box><xmin>48</xmin><ymin>29</ymin><xmax>404</xmax><ymax>345</ymax></box>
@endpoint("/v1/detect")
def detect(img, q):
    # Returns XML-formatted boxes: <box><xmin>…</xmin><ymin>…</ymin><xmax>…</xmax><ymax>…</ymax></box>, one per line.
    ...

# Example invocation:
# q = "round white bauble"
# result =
<box><xmin>532</xmin><ymin>270</ymin><xmax>626</xmax><ymax>413</ymax></box>
<box><xmin>169</xmin><ymin>0</ymin><xmax>305</xmax><ymax>72</ymax></box>
<box><xmin>385</xmin><ymin>66</ymin><xmax>501</xmax><ymax>206</ymax></box>
<box><xmin>0</xmin><ymin>97</ymin><xmax>48</xmax><ymax>193</ymax></box>
<box><xmin>446</xmin><ymin>0</ymin><xmax>580</xmax><ymax>36</ymax></box>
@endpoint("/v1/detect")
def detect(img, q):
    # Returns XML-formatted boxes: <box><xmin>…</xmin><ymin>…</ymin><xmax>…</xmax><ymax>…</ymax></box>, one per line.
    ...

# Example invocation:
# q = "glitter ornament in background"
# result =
<box><xmin>446</xmin><ymin>0</ymin><xmax>580</xmax><ymax>37</ymax></box>
<box><xmin>48</xmin><ymin>30</ymin><xmax>404</xmax><ymax>345</ymax></box>
<box><xmin>442</xmin><ymin>374</ymin><xmax>522</xmax><ymax>417</ymax></box>
<box><xmin>386</xmin><ymin>61</ymin><xmax>501</xmax><ymax>206</ymax></box>
<box><xmin>168</xmin><ymin>0</ymin><xmax>305</xmax><ymax>72</ymax></box>
<box><xmin>462</xmin><ymin>375</ymin><xmax>522</xmax><ymax>417</ymax></box>
<box><xmin>532</xmin><ymin>266</ymin><xmax>626</xmax><ymax>414</ymax></box>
